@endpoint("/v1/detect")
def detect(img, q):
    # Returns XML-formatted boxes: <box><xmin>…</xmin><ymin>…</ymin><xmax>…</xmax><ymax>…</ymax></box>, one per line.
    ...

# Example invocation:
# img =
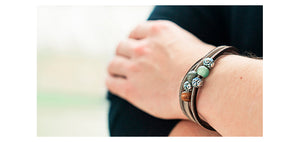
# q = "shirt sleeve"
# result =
<box><xmin>148</xmin><ymin>6</ymin><xmax>230</xmax><ymax>46</ymax></box>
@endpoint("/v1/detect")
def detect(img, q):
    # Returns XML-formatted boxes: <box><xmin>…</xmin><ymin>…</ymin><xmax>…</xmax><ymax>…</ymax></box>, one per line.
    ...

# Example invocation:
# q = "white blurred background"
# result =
<box><xmin>37</xmin><ymin>6</ymin><xmax>153</xmax><ymax>136</ymax></box>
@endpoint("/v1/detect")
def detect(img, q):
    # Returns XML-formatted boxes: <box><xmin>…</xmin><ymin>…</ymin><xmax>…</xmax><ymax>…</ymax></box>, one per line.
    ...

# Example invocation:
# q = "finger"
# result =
<box><xmin>128</xmin><ymin>21</ymin><xmax>152</xmax><ymax>39</ymax></box>
<box><xmin>106</xmin><ymin>75</ymin><xmax>128</xmax><ymax>96</ymax></box>
<box><xmin>116</xmin><ymin>38</ymin><xmax>139</xmax><ymax>58</ymax></box>
<box><xmin>107</xmin><ymin>56</ymin><xmax>131</xmax><ymax>77</ymax></box>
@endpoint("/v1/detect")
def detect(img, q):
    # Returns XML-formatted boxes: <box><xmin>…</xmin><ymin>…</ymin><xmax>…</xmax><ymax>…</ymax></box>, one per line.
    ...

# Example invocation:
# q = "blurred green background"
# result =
<box><xmin>37</xmin><ymin>6</ymin><xmax>153</xmax><ymax>136</ymax></box>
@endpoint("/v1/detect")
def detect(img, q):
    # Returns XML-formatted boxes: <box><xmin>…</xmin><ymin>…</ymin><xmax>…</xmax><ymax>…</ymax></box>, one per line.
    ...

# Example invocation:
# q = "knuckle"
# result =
<box><xmin>130</xmin><ymin>22</ymin><xmax>144</xmax><ymax>36</ymax></box>
<box><xmin>128</xmin><ymin>62</ymin><xmax>140</xmax><ymax>72</ymax></box>
<box><xmin>107</xmin><ymin>64</ymin><xmax>113</xmax><ymax>74</ymax></box>
<box><xmin>115</xmin><ymin>40</ymin><xmax>125</xmax><ymax>54</ymax></box>
<box><xmin>107</xmin><ymin>61</ymin><xmax>113</xmax><ymax>71</ymax></box>
<box><xmin>150</xmin><ymin>20</ymin><xmax>172</xmax><ymax>34</ymax></box>
<box><xmin>133</xmin><ymin>44</ymin><xmax>148</xmax><ymax>56</ymax></box>
<box><xmin>107</xmin><ymin>59</ymin><xmax>118</xmax><ymax>72</ymax></box>
<box><xmin>108</xmin><ymin>60</ymin><xmax>115</xmax><ymax>69</ymax></box>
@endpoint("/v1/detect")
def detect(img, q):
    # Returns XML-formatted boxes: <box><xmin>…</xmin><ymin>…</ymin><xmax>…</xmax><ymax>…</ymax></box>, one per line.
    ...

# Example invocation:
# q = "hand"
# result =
<box><xmin>106</xmin><ymin>20</ymin><xmax>215</xmax><ymax>119</ymax></box>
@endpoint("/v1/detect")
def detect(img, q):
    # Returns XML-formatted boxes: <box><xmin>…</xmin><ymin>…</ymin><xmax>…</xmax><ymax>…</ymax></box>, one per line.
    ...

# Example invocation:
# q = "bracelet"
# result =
<box><xmin>179</xmin><ymin>45</ymin><xmax>238</xmax><ymax>131</ymax></box>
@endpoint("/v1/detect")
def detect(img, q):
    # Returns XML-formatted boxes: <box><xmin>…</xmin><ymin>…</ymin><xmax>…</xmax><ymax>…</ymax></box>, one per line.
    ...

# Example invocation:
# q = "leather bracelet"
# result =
<box><xmin>179</xmin><ymin>45</ymin><xmax>238</xmax><ymax>131</ymax></box>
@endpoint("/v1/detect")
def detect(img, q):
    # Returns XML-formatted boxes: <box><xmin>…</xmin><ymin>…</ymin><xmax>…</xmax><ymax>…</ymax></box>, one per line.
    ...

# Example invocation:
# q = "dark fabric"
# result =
<box><xmin>148</xmin><ymin>6</ymin><xmax>262</xmax><ymax>57</ymax></box>
<box><xmin>107</xmin><ymin>91</ymin><xmax>179</xmax><ymax>136</ymax></box>
<box><xmin>107</xmin><ymin>6</ymin><xmax>263</xmax><ymax>136</ymax></box>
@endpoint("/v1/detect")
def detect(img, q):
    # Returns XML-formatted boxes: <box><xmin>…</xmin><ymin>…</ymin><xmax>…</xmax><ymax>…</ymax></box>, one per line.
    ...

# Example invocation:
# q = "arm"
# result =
<box><xmin>196</xmin><ymin>55</ymin><xmax>262</xmax><ymax>136</ymax></box>
<box><xmin>170</xmin><ymin>55</ymin><xmax>262</xmax><ymax>137</ymax></box>
<box><xmin>169</xmin><ymin>55</ymin><xmax>262</xmax><ymax>136</ymax></box>
<box><xmin>106</xmin><ymin>20</ymin><xmax>262</xmax><ymax>136</ymax></box>
<box><xmin>169</xmin><ymin>120</ymin><xmax>221</xmax><ymax>136</ymax></box>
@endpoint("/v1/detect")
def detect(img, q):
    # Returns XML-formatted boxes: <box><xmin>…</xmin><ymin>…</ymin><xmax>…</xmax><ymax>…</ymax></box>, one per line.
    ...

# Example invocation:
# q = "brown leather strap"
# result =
<box><xmin>179</xmin><ymin>46</ymin><xmax>238</xmax><ymax>131</ymax></box>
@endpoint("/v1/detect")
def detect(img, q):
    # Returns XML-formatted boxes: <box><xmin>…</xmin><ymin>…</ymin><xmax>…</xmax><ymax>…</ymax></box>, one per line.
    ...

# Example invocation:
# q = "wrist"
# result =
<box><xmin>196</xmin><ymin>55</ymin><xmax>238</xmax><ymax>120</ymax></box>
<box><xmin>178</xmin><ymin>46</ymin><xmax>238</xmax><ymax>130</ymax></box>
<box><xmin>175</xmin><ymin>44</ymin><xmax>216</xmax><ymax>120</ymax></box>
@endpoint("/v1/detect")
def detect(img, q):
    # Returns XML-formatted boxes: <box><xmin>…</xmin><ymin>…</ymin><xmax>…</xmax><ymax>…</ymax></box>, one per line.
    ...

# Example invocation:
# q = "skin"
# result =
<box><xmin>106</xmin><ymin>20</ymin><xmax>262</xmax><ymax>136</ymax></box>
<box><xmin>169</xmin><ymin>120</ymin><xmax>221</xmax><ymax>136</ymax></box>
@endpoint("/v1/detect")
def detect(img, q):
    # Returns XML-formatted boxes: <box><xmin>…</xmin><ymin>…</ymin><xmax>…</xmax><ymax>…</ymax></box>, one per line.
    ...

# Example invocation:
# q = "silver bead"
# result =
<box><xmin>192</xmin><ymin>77</ymin><xmax>203</xmax><ymax>88</ymax></box>
<box><xmin>203</xmin><ymin>57</ymin><xmax>214</xmax><ymax>69</ymax></box>
<box><xmin>183</xmin><ymin>81</ymin><xmax>192</xmax><ymax>91</ymax></box>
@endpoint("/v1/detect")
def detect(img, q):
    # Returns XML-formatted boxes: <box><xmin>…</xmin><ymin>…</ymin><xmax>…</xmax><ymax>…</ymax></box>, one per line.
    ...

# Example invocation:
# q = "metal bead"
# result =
<box><xmin>183</xmin><ymin>81</ymin><xmax>192</xmax><ymax>91</ymax></box>
<box><xmin>187</xmin><ymin>71</ymin><xmax>198</xmax><ymax>83</ymax></box>
<box><xmin>181</xmin><ymin>91</ymin><xmax>191</xmax><ymax>102</ymax></box>
<box><xmin>192</xmin><ymin>77</ymin><xmax>203</xmax><ymax>88</ymax></box>
<box><xmin>203</xmin><ymin>57</ymin><xmax>214</xmax><ymax>69</ymax></box>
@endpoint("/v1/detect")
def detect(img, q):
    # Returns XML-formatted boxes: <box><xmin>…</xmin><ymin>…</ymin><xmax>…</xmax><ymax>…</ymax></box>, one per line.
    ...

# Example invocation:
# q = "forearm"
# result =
<box><xmin>197</xmin><ymin>54</ymin><xmax>263</xmax><ymax>136</ymax></box>
<box><xmin>169</xmin><ymin>120</ymin><xmax>221</xmax><ymax>136</ymax></box>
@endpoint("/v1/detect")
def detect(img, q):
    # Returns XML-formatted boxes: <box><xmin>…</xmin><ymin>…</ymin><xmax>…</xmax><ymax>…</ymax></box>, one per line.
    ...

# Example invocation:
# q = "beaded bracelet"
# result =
<box><xmin>179</xmin><ymin>46</ymin><xmax>238</xmax><ymax>131</ymax></box>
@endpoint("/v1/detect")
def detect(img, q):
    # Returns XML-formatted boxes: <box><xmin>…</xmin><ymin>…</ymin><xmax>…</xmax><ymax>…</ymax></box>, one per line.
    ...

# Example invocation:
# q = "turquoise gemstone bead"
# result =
<box><xmin>197</xmin><ymin>66</ymin><xmax>209</xmax><ymax>78</ymax></box>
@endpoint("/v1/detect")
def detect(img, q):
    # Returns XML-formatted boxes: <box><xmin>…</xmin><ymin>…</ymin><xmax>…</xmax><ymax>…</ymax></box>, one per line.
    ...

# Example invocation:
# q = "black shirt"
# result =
<box><xmin>107</xmin><ymin>5</ymin><xmax>262</xmax><ymax>136</ymax></box>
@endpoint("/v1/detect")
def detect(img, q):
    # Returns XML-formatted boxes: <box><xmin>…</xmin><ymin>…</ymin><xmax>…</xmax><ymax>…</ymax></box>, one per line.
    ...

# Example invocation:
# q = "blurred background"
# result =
<box><xmin>37</xmin><ymin>6</ymin><xmax>153</xmax><ymax>136</ymax></box>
